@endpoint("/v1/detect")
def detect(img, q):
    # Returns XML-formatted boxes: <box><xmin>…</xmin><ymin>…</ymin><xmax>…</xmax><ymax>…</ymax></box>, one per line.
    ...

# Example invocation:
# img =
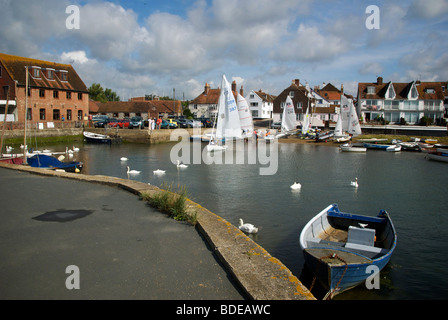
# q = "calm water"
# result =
<box><xmin>46</xmin><ymin>139</ymin><xmax>448</xmax><ymax>299</ymax></box>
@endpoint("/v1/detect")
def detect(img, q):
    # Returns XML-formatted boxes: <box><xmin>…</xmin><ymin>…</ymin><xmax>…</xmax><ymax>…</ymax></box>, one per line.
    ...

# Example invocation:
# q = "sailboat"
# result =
<box><xmin>237</xmin><ymin>93</ymin><xmax>254</xmax><ymax>139</ymax></box>
<box><xmin>207</xmin><ymin>75</ymin><xmax>242</xmax><ymax>152</ymax></box>
<box><xmin>334</xmin><ymin>96</ymin><xmax>361</xmax><ymax>142</ymax></box>
<box><xmin>301</xmin><ymin>104</ymin><xmax>311</xmax><ymax>136</ymax></box>
<box><xmin>265</xmin><ymin>96</ymin><xmax>297</xmax><ymax>141</ymax></box>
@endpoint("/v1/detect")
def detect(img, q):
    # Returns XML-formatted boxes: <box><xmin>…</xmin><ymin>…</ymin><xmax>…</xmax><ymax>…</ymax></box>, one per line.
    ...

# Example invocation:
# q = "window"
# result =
<box><xmin>67</xmin><ymin>109</ymin><xmax>72</xmax><ymax>121</ymax></box>
<box><xmin>39</xmin><ymin>89</ymin><xmax>45</xmax><ymax>98</ymax></box>
<box><xmin>425</xmin><ymin>88</ymin><xmax>435</xmax><ymax>94</ymax></box>
<box><xmin>367</xmin><ymin>86</ymin><xmax>376</xmax><ymax>94</ymax></box>
<box><xmin>289</xmin><ymin>91</ymin><xmax>294</xmax><ymax>97</ymax></box>
<box><xmin>53</xmin><ymin>109</ymin><xmax>60</xmax><ymax>120</ymax></box>
<box><xmin>26</xmin><ymin>108</ymin><xmax>32</xmax><ymax>121</ymax></box>
<box><xmin>53</xmin><ymin>90</ymin><xmax>59</xmax><ymax>99</ymax></box>
<box><xmin>39</xmin><ymin>108</ymin><xmax>46</xmax><ymax>120</ymax></box>
<box><xmin>32</xmin><ymin>67</ymin><xmax>41</xmax><ymax>78</ymax></box>
<box><xmin>66</xmin><ymin>92</ymin><xmax>71</xmax><ymax>99</ymax></box>
<box><xmin>47</xmin><ymin>69</ymin><xmax>54</xmax><ymax>80</ymax></box>
<box><xmin>410</xmin><ymin>86</ymin><xmax>418</xmax><ymax>99</ymax></box>
<box><xmin>78</xmin><ymin>93</ymin><xmax>83</xmax><ymax>100</ymax></box>
<box><xmin>78</xmin><ymin>110</ymin><xmax>83</xmax><ymax>120</ymax></box>
<box><xmin>60</xmin><ymin>71</ymin><xmax>68</xmax><ymax>81</ymax></box>
<box><xmin>297</xmin><ymin>102</ymin><xmax>302</xmax><ymax>109</ymax></box>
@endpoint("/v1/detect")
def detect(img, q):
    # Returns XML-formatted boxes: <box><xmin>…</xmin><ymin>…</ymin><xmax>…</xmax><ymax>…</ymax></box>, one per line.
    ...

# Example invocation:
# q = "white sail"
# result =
<box><xmin>301</xmin><ymin>105</ymin><xmax>310</xmax><ymax>135</ymax></box>
<box><xmin>215</xmin><ymin>75</ymin><xmax>242</xmax><ymax>140</ymax></box>
<box><xmin>334</xmin><ymin>115</ymin><xmax>343</xmax><ymax>137</ymax></box>
<box><xmin>347</xmin><ymin>100</ymin><xmax>362</xmax><ymax>136</ymax></box>
<box><xmin>281</xmin><ymin>96</ymin><xmax>296</xmax><ymax>133</ymax></box>
<box><xmin>339</xmin><ymin>95</ymin><xmax>351</xmax><ymax>135</ymax></box>
<box><xmin>237</xmin><ymin>93</ymin><xmax>254</xmax><ymax>135</ymax></box>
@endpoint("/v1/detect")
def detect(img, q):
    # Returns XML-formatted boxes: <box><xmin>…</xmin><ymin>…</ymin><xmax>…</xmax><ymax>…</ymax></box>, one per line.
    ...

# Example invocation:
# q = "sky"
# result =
<box><xmin>1</xmin><ymin>0</ymin><xmax>447</xmax><ymax>101</ymax></box>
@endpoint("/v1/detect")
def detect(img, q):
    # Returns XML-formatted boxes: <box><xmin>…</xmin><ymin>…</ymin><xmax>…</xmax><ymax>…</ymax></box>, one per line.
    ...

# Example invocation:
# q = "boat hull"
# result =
<box><xmin>339</xmin><ymin>143</ymin><xmax>366</xmax><ymax>152</ymax></box>
<box><xmin>426</xmin><ymin>152</ymin><xmax>448</xmax><ymax>163</ymax></box>
<box><xmin>83</xmin><ymin>131</ymin><xmax>112</xmax><ymax>144</ymax></box>
<box><xmin>299</xmin><ymin>204</ymin><xmax>396</xmax><ymax>299</ymax></box>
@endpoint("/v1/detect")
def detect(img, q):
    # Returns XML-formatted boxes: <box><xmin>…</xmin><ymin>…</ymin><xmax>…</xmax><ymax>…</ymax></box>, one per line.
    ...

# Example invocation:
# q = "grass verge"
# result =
<box><xmin>141</xmin><ymin>183</ymin><xmax>197</xmax><ymax>225</ymax></box>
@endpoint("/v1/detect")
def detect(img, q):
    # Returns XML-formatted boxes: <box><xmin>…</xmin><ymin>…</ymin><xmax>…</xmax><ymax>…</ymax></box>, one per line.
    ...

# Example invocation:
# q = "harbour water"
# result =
<box><xmin>45</xmin><ymin>139</ymin><xmax>448</xmax><ymax>299</ymax></box>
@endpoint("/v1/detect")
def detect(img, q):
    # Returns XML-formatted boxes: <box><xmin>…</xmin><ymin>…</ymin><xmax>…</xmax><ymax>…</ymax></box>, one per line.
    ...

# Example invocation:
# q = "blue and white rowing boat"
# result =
<box><xmin>299</xmin><ymin>203</ymin><xmax>397</xmax><ymax>299</ymax></box>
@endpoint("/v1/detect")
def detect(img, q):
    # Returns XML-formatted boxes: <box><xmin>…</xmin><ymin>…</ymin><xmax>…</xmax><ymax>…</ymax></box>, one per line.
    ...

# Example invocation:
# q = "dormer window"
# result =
<box><xmin>367</xmin><ymin>86</ymin><xmax>376</xmax><ymax>94</ymax></box>
<box><xmin>425</xmin><ymin>88</ymin><xmax>435</xmax><ymax>94</ymax></box>
<box><xmin>32</xmin><ymin>66</ymin><xmax>41</xmax><ymax>78</ymax></box>
<box><xmin>46</xmin><ymin>68</ymin><xmax>55</xmax><ymax>80</ymax></box>
<box><xmin>60</xmin><ymin>70</ymin><xmax>68</xmax><ymax>81</ymax></box>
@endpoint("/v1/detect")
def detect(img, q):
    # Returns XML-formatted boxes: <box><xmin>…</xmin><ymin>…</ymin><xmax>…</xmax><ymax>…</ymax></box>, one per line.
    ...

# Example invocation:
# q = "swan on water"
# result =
<box><xmin>6</xmin><ymin>146</ymin><xmax>13</xmax><ymax>152</ymax></box>
<box><xmin>238</xmin><ymin>219</ymin><xmax>258</xmax><ymax>234</ymax></box>
<box><xmin>120</xmin><ymin>157</ymin><xmax>128</xmax><ymax>161</ymax></box>
<box><xmin>73</xmin><ymin>146</ymin><xmax>80</xmax><ymax>152</ymax></box>
<box><xmin>351</xmin><ymin>177</ymin><xmax>358</xmax><ymax>188</ymax></box>
<box><xmin>290</xmin><ymin>182</ymin><xmax>301</xmax><ymax>190</ymax></box>
<box><xmin>176</xmin><ymin>160</ymin><xmax>188</xmax><ymax>168</ymax></box>
<box><xmin>153</xmin><ymin>169</ymin><xmax>166</xmax><ymax>175</ymax></box>
<box><xmin>66</xmin><ymin>147</ymin><xmax>74</xmax><ymax>154</ymax></box>
<box><xmin>127</xmin><ymin>166</ymin><xmax>141</xmax><ymax>174</ymax></box>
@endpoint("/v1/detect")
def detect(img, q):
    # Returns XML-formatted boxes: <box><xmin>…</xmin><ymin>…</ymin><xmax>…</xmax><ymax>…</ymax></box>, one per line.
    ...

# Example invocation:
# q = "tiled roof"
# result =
<box><xmin>190</xmin><ymin>87</ymin><xmax>239</xmax><ymax>105</ymax></box>
<box><xmin>0</xmin><ymin>52</ymin><xmax>88</xmax><ymax>92</ymax></box>
<box><xmin>358</xmin><ymin>78</ymin><xmax>445</xmax><ymax>100</ymax></box>
<box><xmin>253</xmin><ymin>90</ymin><xmax>276</xmax><ymax>102</ymax></box>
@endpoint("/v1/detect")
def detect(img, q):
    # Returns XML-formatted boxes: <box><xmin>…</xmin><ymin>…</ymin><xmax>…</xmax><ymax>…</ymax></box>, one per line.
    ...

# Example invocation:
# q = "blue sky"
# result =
<box><xmin>1</xmin><ymin>0</ymin><xmax>447</xmax><ymax>100</ymax></box>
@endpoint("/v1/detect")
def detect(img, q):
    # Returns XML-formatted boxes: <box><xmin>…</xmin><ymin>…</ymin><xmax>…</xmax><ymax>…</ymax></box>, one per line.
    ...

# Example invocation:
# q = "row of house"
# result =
<box><xmin>188</xmin><ymin>77</ymin><xmax>448</xmax><ymax>127</ymax></box>
<box><xmin>1</xmin><ymin>52</ymin><xmax>446</xmax><ymax>129</ymax></box>
<box><xmin>0</xmin><ymin>53</ymin><xmax>182</xmax><ymax>129</ymax></box>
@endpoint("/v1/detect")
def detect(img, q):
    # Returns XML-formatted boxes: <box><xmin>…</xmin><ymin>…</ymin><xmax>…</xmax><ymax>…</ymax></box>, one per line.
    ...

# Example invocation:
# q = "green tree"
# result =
<box><xmin>88</xmin><ymin>83</ymin><xmax>120</xmax><ymax>102</ymax></box>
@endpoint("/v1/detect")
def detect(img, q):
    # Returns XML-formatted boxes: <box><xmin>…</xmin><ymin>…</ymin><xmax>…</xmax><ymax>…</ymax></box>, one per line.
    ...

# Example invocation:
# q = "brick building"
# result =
<box><xmin>0</xmin><ymin>52</ymin><xmax>89</xmax><ymax>128</ymax></box>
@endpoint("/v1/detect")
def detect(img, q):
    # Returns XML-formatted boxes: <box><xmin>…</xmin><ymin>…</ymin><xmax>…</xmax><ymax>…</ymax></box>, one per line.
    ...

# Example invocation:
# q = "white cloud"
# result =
<box><xmin>407</xmin><ymin>0</ymin><xmax>448</xmax><ymax>19</ymax></box>
<box><xmin>359</xmin><ymin>62</ymin><xmax>383</xmax><ymax>75</ymax></box>
<box><xmin>61</xmin><ymin>51</ymin><xmax>89</xmax><ymax>64</ymax></box>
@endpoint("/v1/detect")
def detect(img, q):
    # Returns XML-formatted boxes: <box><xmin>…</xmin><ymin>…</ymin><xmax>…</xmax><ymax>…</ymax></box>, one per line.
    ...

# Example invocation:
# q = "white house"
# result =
<box><xmin>245</xmin><ymin>90</ymin><xmax>276</xmax><ymax>119</ymax></box>
<box><xmin>358</xmin><ymin>77</ymin><xmax>446</xmax><ymax>125</ymax></box>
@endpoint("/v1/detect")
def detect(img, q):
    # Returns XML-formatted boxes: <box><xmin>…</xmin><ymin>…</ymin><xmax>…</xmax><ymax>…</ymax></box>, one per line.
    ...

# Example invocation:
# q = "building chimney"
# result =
<box><xmin>204</xmin><ymin>83</ymin><xmax>210</xmax><ymax>95</ymax></box>
<box><xmin>377</xmin><ymin>77</ymin><xmax>383</xmax><ymax>85</ymax></box>
<box><xmin>341</xmin><ymin>84</ymin><xmax>344</xmax><ymax>94</ymax></box>
<box><xmin>293</xmin><ymin>79</ymin><xmax>300</xmax><ymax>86</ymax></box>
<box><xmin>232</xmin><ymin>80</ymin><xmax>237</xmax><ymax>93</ymax></box>
<box><xmin>240</xmin><ymin>85</ymin><xmax>244</xmax><ymax>97</ymax></box>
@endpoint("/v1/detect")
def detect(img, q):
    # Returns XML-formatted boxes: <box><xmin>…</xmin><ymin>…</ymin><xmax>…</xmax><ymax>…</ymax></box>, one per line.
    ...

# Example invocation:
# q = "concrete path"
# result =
<box><xmin>0</xmin><ymin>167</ymin><xmax>246</xmax><ymax>300</ymax></box>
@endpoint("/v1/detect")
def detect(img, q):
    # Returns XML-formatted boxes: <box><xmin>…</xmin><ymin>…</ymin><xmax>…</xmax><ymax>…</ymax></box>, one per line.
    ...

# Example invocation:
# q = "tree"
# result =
<box><xmin>88</xmin><ymin>83</ymin><xmax>120</xmax><ymax>102</ymax></box>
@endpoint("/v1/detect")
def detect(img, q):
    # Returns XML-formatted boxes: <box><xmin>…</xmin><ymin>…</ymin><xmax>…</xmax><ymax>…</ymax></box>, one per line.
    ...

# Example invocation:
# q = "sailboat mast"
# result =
<box><xmin>23</xmin><ymin>66</ymin><xmax>28</xmax><ymax>164</ymax></box>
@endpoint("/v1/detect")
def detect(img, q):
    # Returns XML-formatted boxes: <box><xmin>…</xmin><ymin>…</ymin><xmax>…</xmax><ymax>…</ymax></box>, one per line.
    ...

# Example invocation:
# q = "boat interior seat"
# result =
<box><xmin>347</xmin><ymin>226</ymin><xmax>375</xmax><ymax>246</ymax></box>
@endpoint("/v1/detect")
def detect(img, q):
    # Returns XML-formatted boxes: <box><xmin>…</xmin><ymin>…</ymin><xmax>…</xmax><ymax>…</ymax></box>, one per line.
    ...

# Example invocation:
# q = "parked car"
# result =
<box><xmin>108</xmin><ymin>119</ymin><xmax>120</xmax><ymax>127</ymax></box>
<box><xmin>94</xmin><ymin>118</ymin><xmax>114</xmax><ymax>128</ymax></box>
<box><xmin>129</xmin><ymin>116</ymin><xmax>144</xmax><ymax>129</ymax></box>
<box><xmin>176</xmin><ymin>118</ymin><xmax>188</xmax><ymax>128</ymax></box>
<box><xmin>187</xmin><ymin>119</ymin><xmax>203</xmax><ymax>128</ymax></box>
<box><xmin>271</xmin><ymin>121</ymin><xmax>282</xmax><ymax>129</ymax></box>
<box><xmin>117</xmin><ymin>119</ymin><xmax>130</xmax><ymax>128</ymax></box>
<box><xmin>160</xmin><ymin>119</ymin><xmax>178</xmax><ymax>129</ymax></box>
<box><xmin>200</xmin><ymin>118</ymin><xmax>213</xmax><ymax>128</ymax></box>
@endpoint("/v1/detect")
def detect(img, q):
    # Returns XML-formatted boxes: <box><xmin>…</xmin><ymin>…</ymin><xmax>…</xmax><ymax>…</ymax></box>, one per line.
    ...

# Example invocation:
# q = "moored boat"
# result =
<box><xmin>299</xmin><ymin>203</ymin><xmax>396</xmax><ymax>299</ymax></box>
<box><xmin>426</xmin><ymin>150</ymin><xmax>448</xmax><ymax>163</ymax></box>
<box><xmin>83</xmin><ymin>131</ymin><xmax>112</xmax><ymax>144</ymax></box>
<box><xmin>27</xmin><ymin>154</ymin><xmax>83</xmax><ymax>173</ymax></box>
<box><xmin>339</xmin><ymin>143</ymin><xmax>366</xmax><ymax>152</ymax></box>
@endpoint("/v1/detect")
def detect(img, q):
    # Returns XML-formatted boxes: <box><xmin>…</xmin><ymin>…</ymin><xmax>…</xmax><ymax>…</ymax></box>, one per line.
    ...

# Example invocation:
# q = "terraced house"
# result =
<box><xmin>358</xmin><ymin>77</ymin><xmax>447</xmax><ymax>125</ymax></box>
<box><xmin>0</xmin><ymin>52</ymin><xmax>89</xmax><ymax>128</ymax></box>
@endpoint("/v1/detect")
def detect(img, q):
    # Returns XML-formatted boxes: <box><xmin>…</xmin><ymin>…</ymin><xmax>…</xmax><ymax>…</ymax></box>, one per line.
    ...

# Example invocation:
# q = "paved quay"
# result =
<box><xmin>0</xmin><ymin>163</ymin><xmax>315</xmax><ymax>300</ymax></box>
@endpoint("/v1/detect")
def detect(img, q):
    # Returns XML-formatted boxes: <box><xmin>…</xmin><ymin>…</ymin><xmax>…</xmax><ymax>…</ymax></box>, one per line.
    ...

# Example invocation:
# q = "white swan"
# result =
<box><xmin>239</xmin><ymin>219</ymin><xmax>258</xmax><ymax>234</ymax></box>
<box><xmin>66</xmin><ymin>147</ymin><xmax>74</xmax><ymax>154</ymax></box>
<box><xmin>127</xmin><ymin>166</ymin><xmax>141</xmax><ymax>174</ymax></box>
<box><xmin>290</xmin><ymin>182</ymin><xmax>301</xmax><ymax>190</ymax></box>
<box><xmin>176</xmin><ymin>160</ymin><xmax>188</xmax><ymax>168</ymax></box>
<box><xmin>72</xmin><ymin>146</ymin><xmax>80</xmax><ymax>152</ymax></box>
<box><xmin>120</xmin><ymin>157</ymin><xmax>128</xmax><ymax>161</ymax></box>
<box><xmin>6</xmin><ymin>146</ymin><xmax>13</xmax><ymax>152</ymax></box>
<box><xmin>153</xmin><ymin>169</ymin><xmax>166</xmax><ymax>175</ymax></box>
<box><xmin>351</xmin><ymin>177</ymin><xmax>358</xmax><ymax>188</ymax></box>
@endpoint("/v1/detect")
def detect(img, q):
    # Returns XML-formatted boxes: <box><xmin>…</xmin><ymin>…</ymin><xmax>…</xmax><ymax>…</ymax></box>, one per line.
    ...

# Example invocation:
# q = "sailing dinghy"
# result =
<box><xmin>207</xmin><ymin>75</ymin><xmax>242</xmax><ymax>152</ymax></box>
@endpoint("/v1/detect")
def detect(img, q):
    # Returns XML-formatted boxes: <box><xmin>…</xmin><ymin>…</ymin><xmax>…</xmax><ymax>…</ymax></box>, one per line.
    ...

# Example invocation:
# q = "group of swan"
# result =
<box><xmin>123</xmin><ymin>158</ymin><xmax>188</xmax><ymax>176</ymax></box>
<box><xmin>290</xmin><ymin>178</ymin><xmax>359</xmax><ymax>190</ymax></box>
